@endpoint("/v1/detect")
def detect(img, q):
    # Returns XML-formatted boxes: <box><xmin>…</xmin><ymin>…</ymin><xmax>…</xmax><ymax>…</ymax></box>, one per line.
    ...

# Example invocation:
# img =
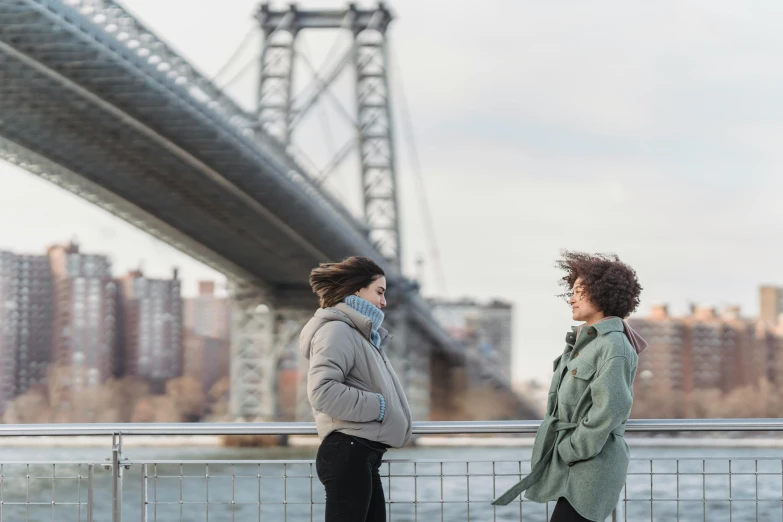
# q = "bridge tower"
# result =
<box><xmin>256</xmin><ymin>2</ymin><xmax>402</xmax><ymax>267</ymax></box>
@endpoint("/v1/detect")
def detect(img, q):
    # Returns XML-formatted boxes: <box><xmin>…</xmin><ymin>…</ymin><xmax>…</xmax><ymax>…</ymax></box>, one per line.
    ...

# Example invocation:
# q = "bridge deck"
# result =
<box><xmin>0</xmin><ymin>0</ymin><xmax>376</xmax><ymax>288</ymax></box>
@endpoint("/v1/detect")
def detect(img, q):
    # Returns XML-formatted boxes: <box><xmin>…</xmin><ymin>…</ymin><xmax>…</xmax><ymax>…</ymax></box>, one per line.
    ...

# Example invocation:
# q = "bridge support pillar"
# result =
<box><xmin>385</xmin><ymin>316</ymin><xmax>431</xmax><ymax>421</ymax></box>
<box><xmin>229</xmin><ymin>282</ymin><xmax>311</xmax><ymax>421</ymax></box>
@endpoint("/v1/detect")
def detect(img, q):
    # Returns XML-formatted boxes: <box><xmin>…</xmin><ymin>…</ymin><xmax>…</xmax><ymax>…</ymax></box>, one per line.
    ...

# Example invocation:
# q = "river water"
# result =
<box><xmin>0</xmin><ymin>442</ymin><xmax>780</xmax><ymax>521</ymax></box>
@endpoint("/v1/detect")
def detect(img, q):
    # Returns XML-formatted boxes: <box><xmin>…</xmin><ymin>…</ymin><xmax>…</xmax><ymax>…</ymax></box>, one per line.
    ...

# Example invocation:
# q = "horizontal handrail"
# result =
<box><xmin>0</xmin><ymin>419</ymin><xmax>780</xmax><ymax>437</ymax></box>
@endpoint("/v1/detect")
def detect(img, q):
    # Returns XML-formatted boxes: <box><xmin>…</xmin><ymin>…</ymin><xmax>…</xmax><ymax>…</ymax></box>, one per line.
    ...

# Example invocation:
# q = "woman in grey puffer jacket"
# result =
<box><xmin>300</xmin><ymin>256</ymin><xmax>412</xmax><ymax>522</ymax></box>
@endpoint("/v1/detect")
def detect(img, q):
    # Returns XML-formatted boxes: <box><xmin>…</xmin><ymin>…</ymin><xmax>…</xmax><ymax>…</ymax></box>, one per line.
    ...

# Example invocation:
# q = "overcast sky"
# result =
<box><xmin>3</xmin><ymin>0</ymin><xmax>783</xmax><ymax>383</ymax></box>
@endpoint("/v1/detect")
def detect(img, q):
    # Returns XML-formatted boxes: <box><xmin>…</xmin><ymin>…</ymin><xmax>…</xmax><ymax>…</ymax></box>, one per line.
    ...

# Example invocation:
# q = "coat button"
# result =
<box><xmin>568</xmin><ymin>462</ymin><xmax>574</xmax><ymax>467</ymax></box>
<box><xmin>571</xmin><ymin>369</ymin><xmax>577</xmax><ymax>375</ymax></box>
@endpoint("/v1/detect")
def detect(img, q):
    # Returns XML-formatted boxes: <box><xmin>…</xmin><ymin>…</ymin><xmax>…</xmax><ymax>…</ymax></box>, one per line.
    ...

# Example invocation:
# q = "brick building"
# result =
<box><xmin>47</xmin><ymin>243</ymin><xmax>118</xmax><ymax>395</ymax></box>
<box><xmin>183</xmin><ymin>281</ymin><xmax>230</xmax><ymax>395</ymax></box>
<box><xmin>0</xmin><ymin>251</ymin><xmax>54</xmax><ymax>412</ymax></box>
<box><xmin>118</xmin><ymin>269</ymin><xmax>183</xmax><ymax>389</ymax></box>
<box><xmin>629</xmin><ymin>301</ymin><xmax>776</xmax><ymax>417</ymax></box>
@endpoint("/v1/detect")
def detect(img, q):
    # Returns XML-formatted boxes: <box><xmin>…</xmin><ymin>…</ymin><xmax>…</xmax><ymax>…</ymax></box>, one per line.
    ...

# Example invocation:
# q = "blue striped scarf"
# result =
<box><xmin>344</xmin><ymin>295</ymin><xmax>384</xmax><ymax>348</ymax></box>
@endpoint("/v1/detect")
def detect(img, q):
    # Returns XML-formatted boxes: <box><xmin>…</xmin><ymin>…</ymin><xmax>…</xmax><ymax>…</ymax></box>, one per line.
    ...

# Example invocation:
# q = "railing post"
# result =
<box><xmin>141</xmin><ymin>464</ymin><xmax>148</xmax><ymax>522</ymax></box>
<box><xmin>111</xmin><ymin>433</ymin><xmax>124</xmax><ymax>522</ymax></box>
<box><xmin>87</xmin><ymin>464</ymin><xmax>94</xmax><ymax>522</ymax></box>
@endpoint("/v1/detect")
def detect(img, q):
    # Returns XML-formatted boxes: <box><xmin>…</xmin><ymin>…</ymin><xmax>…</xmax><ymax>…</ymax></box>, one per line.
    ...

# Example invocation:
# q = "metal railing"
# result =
<box><xmin>0</xmin><ymin>419</ymin><xmax>781</xmax><ymax>522</ymax></box>
<box><xmin>2</xmin><ymin>417</ymin><xmax>783</xmax><ymax>436</ymax></box>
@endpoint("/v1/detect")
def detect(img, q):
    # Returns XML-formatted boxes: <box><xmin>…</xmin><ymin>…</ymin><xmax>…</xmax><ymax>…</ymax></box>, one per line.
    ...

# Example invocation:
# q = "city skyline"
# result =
<box><xmin>629</xmin><ymin>296</ymin><xmax>783</xmax><ymax>419</ymax></box>
<box><xmin>2</xmin><ymin>240</ymin><xmax>778</xmax><ymax>420</ymax></box>
<box><xmin>0</xmin><ymin>241</ymin><xmax>522</xmax><ymax>422</ymax></box>
<box><xmin>1</xmin><ymin>228</ymin><xmax>777</xmax><ymax>384</ymax></box>
<box><xmin>0</xmin><ymin>241</ymin><xmax>233</xmax><ymax>415</ymax></box>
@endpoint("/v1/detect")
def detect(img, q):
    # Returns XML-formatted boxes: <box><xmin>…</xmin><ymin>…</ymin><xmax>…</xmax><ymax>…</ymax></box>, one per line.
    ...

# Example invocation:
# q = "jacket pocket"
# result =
<box><xmin>559</xmin><ymin>358</ymin><xmax>596</xmax><ymax>405</ymax></box>
<box><xmin>378</xmin><ymin>391</ymin><xmax>406</xmax><ymax>446</ymax></box>
<box><xmin>567</xmin><ymin>358</ymin><xmax>596</xmax><ymax>380</ymax></box>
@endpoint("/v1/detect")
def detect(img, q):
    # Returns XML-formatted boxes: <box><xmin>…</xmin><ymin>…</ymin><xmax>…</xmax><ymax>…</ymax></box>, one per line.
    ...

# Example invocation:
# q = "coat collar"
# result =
<box><xmin>593</xmin><ymin>317</ymin><xmax>625</xmax><ymax>335</ymax></box>
<box><xmin>569</xmin><ymin>317</ymin><xmax>625</xmax><ymax>336</ymax></box>
<box><xmin>565</xmin><ymin>317</ymin><xmax>625</xmax><ymax>350</ymax></box>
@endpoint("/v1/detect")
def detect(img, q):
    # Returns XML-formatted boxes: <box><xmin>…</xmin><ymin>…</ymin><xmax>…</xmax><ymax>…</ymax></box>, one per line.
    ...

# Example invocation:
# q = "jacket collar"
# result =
<box><xmin>565</xmin><ymin>317</ymin><xmax>625</xmax><ymax>351</ymax></box>
<box><xmin>333</xmin><ymin>303</ymin><xmax>391</xmax><ymax>347</ymax></box>
<box><xmin>593</xmin><ymin>317</ymin><xmax>625</xmax><ymax>335</ymax></box>
<box><xmin>569</xmin><ymin>317</ymin><xmax>625</xmax><ymax>336</ymax></box>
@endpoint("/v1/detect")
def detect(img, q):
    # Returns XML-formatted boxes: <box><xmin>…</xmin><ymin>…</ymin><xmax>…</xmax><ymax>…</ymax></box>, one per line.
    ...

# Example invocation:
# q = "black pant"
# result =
<box><xmin>551</xmin><ymin>497</ymin><xmax>591</xmax><ymax>522</ymax></box>
<box><xmin>316</xmin><ymin>431</ymin><xmax>387</xmax><ymax>522</ymax></box>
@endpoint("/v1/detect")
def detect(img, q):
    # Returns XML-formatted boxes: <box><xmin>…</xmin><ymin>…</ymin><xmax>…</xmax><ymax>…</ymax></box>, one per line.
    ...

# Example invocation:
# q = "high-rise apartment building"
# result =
<box><xmin>0</xmin><ymin>251</ymin><xmax>54</xmax><ymax>412</ymax></box>
<box><xmin>47</xmin><ymin>243</ymin><xmax>118</xmax><ymax>393</ymax></box>
<box><xmin>760</xmin><ymin>286</ymin><xmax>783</xmax><ymax>325</ymax></box>
<box><xmin>476</xmin><ymin>300</ymin><xmax>513</xmax><ymax>385</ymax></box>
<box><xmin>629</xmin><ymin>302</ymin><xmax>775</xmax><ymax>417</ymax></box>
<box><xmin>0</xmin><ymin>252</ymin><xmax>19</xmax><ymax>412</ymax></box>
<box><xmin>119</xmin><ymin>269</ymin><xmax>183</xmax><ymax>388</ymax></box>
<box><xmin>11</xmin><ymin>254</ymin><xmax>54</xmax><ymax>396</ymax></box>
<box><xmin>627</xmin><ymin>304</ymin><xmax>687</xmax><ymax>394</ymax></box>
<box><xmin>183</xmin><ymin>281</ymin><xmax>230</xmax><ymax>395</ymax></box>
<box><xmin>183</xmin><ymin>281</ymin><xmax>231</xmax><ymax>339</ymax></box>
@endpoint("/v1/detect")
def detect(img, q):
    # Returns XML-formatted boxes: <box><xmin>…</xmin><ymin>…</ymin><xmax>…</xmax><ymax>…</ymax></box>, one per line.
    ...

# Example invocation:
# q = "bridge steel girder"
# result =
<box><xmin>258</xmin><ymin>4</ymin><xmax>393</xmax><ymax>32</ymax></box>
<box><xmin>0</xmin><ymin>136</ymin><xmax>257</xmax><ymax>284</ymax></box>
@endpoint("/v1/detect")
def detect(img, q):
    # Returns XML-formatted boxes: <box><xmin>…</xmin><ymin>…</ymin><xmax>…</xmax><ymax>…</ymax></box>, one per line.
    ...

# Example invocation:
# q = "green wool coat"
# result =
<box><xmin>494</xmin><ymin>317</ymin><xmax>638</xmax><ymax>522</ymax></box>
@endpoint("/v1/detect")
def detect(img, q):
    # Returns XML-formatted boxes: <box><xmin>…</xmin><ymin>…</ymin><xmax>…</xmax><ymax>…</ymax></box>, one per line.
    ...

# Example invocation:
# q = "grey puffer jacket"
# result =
<box><xmin>299</xmin><ymin>303</ymin><xmax>413</xmax><ymax>448</ymax></box>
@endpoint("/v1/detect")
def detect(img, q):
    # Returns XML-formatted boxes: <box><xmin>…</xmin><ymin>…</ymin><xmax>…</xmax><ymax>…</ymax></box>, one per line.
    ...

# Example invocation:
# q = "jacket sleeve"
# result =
<box><xmin>557</xmin><ymin>355</ymin><xmax>634</xmax><ymax>464</ymax></box>
<box><xmin>307</xmin><ymin>323</ymin><xmax>382</xmax><ymax>423</ymax></box>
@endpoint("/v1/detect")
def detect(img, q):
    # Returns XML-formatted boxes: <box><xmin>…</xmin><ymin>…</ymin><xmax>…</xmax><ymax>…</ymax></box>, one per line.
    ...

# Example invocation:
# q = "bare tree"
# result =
<box><xmin>631</xmin><ymin>382</ymin><xmax>679</xmax><ymax>419</ymax></box>
<box><xmin>3</xmin><ymin>385</ymin><xmax>50</xmax><ymax>424</ymax></box>
<box><xmin>165</xmin><ymin>376</ymin><xmax>205</xmax><ymax>421</ymax></box>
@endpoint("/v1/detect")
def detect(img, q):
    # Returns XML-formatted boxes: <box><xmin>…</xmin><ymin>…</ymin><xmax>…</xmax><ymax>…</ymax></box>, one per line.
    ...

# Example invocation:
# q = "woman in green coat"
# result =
<box><xmin>494</xmin><ymin>252</ymin><xmax>646</xmax><ymax>522</ymax></box>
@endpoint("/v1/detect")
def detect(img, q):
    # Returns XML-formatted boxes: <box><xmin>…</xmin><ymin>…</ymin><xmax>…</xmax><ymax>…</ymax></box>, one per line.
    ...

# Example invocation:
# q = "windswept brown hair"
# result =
<box><xmin>556</xmin><ymin>251</ymin><xmax>642</xmax><ymax>318</ymax></box>
<box><xmin>309</xmin><ymin>256</ymin><xmax>385</xmax><ymax>308</ymax></box>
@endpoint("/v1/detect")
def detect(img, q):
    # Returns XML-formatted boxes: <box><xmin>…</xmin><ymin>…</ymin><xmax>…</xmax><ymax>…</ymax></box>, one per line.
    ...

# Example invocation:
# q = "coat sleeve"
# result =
<box><xmin>557</xmin><ymin>355</ymin><xmax>634</xmax><ymax>464</ymax></box>
<box><xmin>307</xmin><ymin>323</ymin><xmax>382</xmax><ymax>423</ymax></box>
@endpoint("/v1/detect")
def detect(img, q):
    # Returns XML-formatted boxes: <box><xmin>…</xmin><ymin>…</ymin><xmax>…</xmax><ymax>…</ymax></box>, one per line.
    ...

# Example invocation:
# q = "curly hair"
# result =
<box><xmin>556</xmin><ymin>251</ymin><xmax>642</xmax><ymax>318</ymax></box>
<box><xmin>309</xmin><ymin>256</ymin><xmax>385</xmax><ymax>308</ymax></box>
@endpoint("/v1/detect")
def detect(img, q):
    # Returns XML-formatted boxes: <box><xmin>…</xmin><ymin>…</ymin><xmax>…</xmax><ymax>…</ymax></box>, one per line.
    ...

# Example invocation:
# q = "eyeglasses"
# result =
<box><xmin>564</xmin><ymin>286</ymin><xmax>587</xmax><ymax>301</ymax></box>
